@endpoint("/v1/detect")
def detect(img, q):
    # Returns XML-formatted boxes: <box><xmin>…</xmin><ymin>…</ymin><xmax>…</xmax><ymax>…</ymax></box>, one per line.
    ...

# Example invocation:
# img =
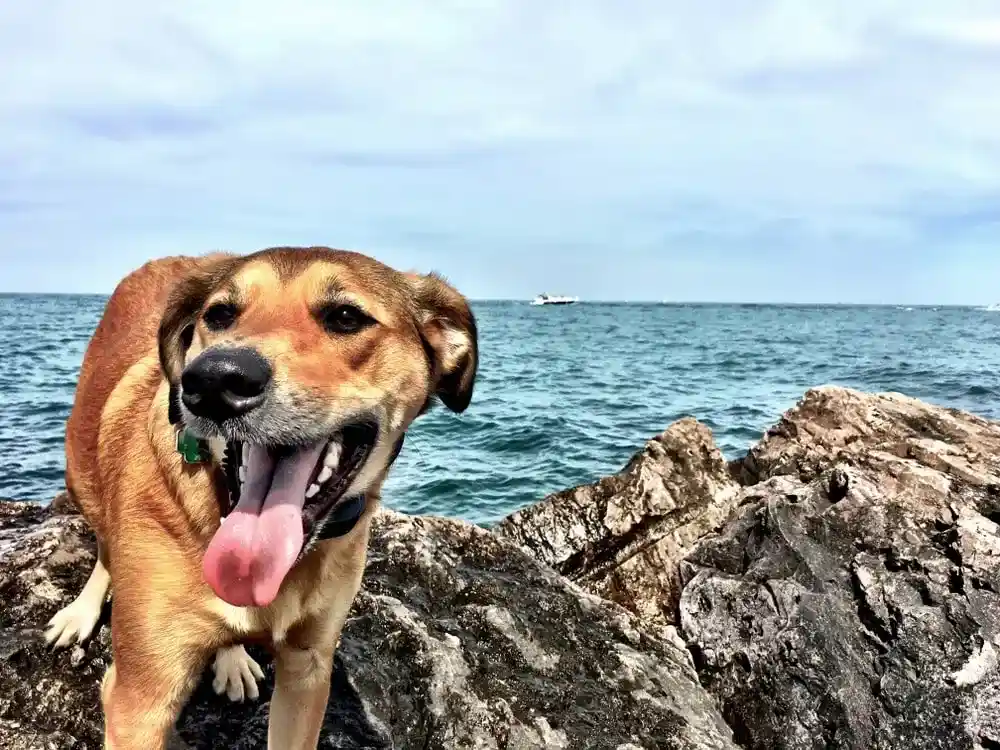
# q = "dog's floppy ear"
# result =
<box><xmin>157</xmin><ymin>254</ymin><xmax>238</xmax><ymax>385</ymax></box>
<box><xmin>406</xmin><ymin>271</ymin><xmax>478</xmax><ymax>413</ymax></box>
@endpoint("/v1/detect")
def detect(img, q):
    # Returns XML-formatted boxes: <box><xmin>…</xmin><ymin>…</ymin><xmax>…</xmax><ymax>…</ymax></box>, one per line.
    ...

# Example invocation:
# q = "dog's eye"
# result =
<box><xmin>203</xmin><ymin>302</ymin><xmax>239</xmax><ymax>331</ymax></box>
<box><xmin>320</xmin><ymin>304</ymin><xmax>372</xmax><ymax>334</ymax></box>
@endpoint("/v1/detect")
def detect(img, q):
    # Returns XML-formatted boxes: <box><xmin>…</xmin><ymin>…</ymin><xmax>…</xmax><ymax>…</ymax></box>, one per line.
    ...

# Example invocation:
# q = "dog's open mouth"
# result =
<box><xmin>203</xmin><ymin>422</ymin><xmax>378</xmax><ymax>608</ymax></box>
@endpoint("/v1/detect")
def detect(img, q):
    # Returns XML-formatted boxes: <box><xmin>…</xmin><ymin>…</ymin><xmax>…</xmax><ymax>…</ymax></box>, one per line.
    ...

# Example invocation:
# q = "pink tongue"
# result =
<box><xmin>203</xmin><ymin>443</ymin><xmax>326</xmax><ymax>607</ymax></box>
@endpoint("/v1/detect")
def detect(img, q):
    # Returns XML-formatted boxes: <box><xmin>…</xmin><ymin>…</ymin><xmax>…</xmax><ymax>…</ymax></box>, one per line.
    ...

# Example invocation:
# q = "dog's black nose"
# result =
<box><xmin>180</xmin><ymin>347</ymin><xmax>272</xmax><ymax>423</ymax></box>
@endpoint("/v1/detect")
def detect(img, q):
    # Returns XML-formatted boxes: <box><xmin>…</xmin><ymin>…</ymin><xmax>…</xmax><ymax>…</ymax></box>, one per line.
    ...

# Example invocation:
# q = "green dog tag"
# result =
<box><xmin>176</xmin><ymin>429</ymin><xmax>210</xmax><ymax>464</ymax></box>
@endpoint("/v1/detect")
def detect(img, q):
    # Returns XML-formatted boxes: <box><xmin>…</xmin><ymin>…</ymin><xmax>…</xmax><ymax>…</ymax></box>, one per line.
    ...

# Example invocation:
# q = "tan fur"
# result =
<box><xmin>52</xmin><ymin>247</ymin><xmax>478</xmax><ymax>749</ymax></box>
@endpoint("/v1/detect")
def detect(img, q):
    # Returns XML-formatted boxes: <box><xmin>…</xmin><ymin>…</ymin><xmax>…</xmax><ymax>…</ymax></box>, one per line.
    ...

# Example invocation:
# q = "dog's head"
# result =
<box><xmin>157</xmin><ymin>246</ymin><xmax>477</xmax><ymax>607</ymax></box>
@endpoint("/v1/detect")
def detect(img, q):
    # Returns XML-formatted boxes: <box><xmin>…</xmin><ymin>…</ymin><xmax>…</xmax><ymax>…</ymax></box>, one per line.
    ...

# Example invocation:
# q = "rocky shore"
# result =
<box><xmin>3</xmin><ymin>386</ymin><xmax>1000</xmax><ymax>748</ymax></box>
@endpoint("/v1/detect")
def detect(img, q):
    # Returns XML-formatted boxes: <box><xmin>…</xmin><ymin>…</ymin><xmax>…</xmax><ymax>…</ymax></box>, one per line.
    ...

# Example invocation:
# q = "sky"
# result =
<box><xmin>2</xmin><ymin>1</ymin><xmax>1000</xmax><ymax>304</ymax></box>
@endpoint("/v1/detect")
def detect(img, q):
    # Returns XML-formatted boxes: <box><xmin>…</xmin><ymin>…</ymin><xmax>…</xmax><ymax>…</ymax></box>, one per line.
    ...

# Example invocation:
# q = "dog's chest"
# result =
<box><xmin>209</xmin><ymin>588</ymin><xmax>325</xmax><ymax>646</ymax></box>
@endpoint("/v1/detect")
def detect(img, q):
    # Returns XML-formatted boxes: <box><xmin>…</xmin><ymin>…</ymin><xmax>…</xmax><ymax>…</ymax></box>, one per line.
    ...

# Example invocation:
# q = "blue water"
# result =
<box><xmin>2</xmin><ymin>295</ymin><xmax>999</xmax><ymax>525</ymax></box>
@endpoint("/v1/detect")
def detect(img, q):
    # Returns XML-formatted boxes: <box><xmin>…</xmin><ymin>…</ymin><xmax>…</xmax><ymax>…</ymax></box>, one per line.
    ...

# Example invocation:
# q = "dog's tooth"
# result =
<box><xmin>241</xmin><ymin>444</ymin><xmax>250</xmax><ymax>463</ymax></box>
<box><xmin>317</xmin><ymin>466</ymin><xmax>333</xmax><ymax>485</ymax></box>
<box><xmin>238</xmin><ymin>465</ymin><xmax>247</xmax><ymax>483</ymax></box>
<box><xmin>306</xmin><ymin>483</ymin><xmax>320</xmax><ymax>498</ymax></box>
<box><xmin>324</xmin><ymin>443</ymin><xmax>342</xmax><ymax>469</ymax></box>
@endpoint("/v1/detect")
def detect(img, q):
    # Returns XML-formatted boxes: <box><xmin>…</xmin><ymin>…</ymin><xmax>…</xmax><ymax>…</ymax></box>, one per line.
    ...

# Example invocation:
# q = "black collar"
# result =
<box><xmin>316</xmin><ymin>494</ymin><xmax>367</xmax><ymax>540</ymax></box>
<box><xmin>168</xmin><ymin>384</ymin><xmax>404</xmax><ymax>540</ymax></box>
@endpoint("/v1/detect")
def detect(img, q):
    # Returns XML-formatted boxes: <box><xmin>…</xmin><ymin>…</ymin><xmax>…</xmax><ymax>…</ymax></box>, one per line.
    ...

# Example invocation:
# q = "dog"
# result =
<box><xmin>44</xmin><ymin>246</ymin><xmax>478</xmax><ymax>748</ymax></box>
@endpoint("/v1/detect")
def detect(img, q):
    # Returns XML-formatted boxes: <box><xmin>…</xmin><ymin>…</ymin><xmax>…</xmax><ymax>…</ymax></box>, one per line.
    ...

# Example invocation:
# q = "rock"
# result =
<box><xmin>680</xmin><ymin>387</ymin><xmax>1000</xmax><ymax>749</ymax></box>
<box><xmin>12</xmin><ymin>385</ymin><xmax>1000</xmax><ymax>749</ymax></box>
<box><xmin>733</xmin><ymin>385</ymin><xmax>1000</xmax><ymax>493</ymax></box>
<box><xmin>48</xmin><ymin>491</ymin><xmax>77</xmax><ymax>516</ymax></box>
<box><xmin>0</xmin><ymin>502</ymin><xmax>106</xmax><ymax>750</ymax></box>
<box><xmin>0</xmin><ymin>502</ymin><xmax>737</xmax><ymax>749</ymax></box>
<box><xmin>498</xmin><ymin>386</ymin><xmax>1000</xmax><ymax>748</ymax></box>
<box><xmin>496</xmin><ymin>419</ymin><xmax>741</xmax><ymax>626</ymax></box>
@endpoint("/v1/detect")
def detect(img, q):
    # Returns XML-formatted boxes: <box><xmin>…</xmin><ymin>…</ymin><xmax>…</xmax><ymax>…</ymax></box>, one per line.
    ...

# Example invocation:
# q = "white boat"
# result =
<box><xmin>531</xmin><ymin>293</ymin><xmax>579</xmax><ymax>306</ymax></box>
<box><xmin>986</xmin><ymin>303</ymin><xmax>1000</xmax><ymax>312</ymax></box>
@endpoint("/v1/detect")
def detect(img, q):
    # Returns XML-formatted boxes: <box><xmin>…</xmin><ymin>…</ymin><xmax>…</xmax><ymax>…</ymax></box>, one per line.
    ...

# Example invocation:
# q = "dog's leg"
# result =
<box><xmin>46</xmin><ymin>538</ymin><xmax>111</xmax><ymax>648</ymax></box>
<box><xmin>267</xmin><ymin>637</ymin><xmax>335</xmax><ymax>750</ymax></box>
<box><xmin>267</xmin><ymin>545</ymin><xmax>368</xmax><ymax>750</ymax></box>
<box><xmin>100</xmin><ymin>577</ymin><xmax>216</xmax><ymax>750</ymax></box>
<box><xmin>211</xmin><ymin>644</ymin><xmax>265</xmax><ymax>702</ymax></box>
<box><xmin>101</xmin><ymin>635</ymin><xmax>211</xmax><ymax>750</ymax></box>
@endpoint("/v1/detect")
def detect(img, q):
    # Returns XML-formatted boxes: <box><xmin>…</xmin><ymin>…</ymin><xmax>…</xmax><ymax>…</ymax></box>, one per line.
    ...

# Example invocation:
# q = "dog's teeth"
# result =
<box><xmin>306</xmin><ymin>483</ymin><xmax>320</xmax><ymax>498</ymax></box>
<box><xmin>317</xmin><ymin>466</ymin><xmax>333</xmax><ymax>485</ymax></box>
<box><xmin>241</xmin><ymin>444</ymin><xmax>250</xmax><ymax>463</ymax></box>
<box><xmin>238</xmin><ymin>466</ymin><xmax>246</xmax><ymax>483</ymax></box>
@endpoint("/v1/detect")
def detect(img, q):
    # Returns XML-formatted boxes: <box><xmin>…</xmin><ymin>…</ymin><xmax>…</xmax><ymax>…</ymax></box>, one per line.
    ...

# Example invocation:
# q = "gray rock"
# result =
<box><xmin>500</xmin><ymin>386</ymin><xmax>1000</xmax><ymax>749</ymax></box>
<box><xmin>681</xmin><ymin>387</ymin><xmax>1000</xmax><ymax>749</ymax></box>
<box><xmin>496</xmin><ymin>419</ymin><xmax>741</xmax><ymax>626</ymax></box>
<box><xmin>0</xmin><ymin>500</ymin><xmax>737</xmax><ymax>749</ymax></box>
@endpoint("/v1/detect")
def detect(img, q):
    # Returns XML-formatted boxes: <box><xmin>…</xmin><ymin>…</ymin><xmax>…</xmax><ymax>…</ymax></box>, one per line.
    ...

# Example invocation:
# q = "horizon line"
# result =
<box><xmin>0</xmin><ymin>292</ymin><xmax>991</xmax><ymax>308</ymax></box>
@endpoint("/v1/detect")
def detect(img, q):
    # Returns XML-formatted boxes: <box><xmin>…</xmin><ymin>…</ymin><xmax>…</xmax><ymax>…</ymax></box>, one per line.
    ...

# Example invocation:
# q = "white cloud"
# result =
<box><xmin>2</xmin><ymin>0</ymin><xmax>1000</xmax><ymax>301</ymax></box>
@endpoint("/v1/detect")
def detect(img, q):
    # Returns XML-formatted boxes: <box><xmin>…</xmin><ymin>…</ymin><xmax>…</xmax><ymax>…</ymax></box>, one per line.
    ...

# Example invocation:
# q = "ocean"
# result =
<box><xmin>2</xmin><ymin>295</ymin><xmax>999</xmax><ymax>526</ymax></box>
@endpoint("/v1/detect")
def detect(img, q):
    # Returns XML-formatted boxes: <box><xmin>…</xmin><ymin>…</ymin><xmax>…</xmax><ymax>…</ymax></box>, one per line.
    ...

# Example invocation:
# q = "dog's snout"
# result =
<box><xmin>180</xmin><ymin>347</ymin><xmax>272</xmax><ymax>423</ymax></box>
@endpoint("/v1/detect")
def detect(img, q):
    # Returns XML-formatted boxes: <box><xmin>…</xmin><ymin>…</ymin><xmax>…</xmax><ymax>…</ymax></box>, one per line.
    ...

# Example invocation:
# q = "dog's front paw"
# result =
<box><xmin>45</xmin><ymin>596</ymin><xmax>103</xmax><ymax>649</ymax></box>
<box><xmin>212</xmin><ymin>645</ymin><xmax>265</xmax><ymax>702</ymax></box>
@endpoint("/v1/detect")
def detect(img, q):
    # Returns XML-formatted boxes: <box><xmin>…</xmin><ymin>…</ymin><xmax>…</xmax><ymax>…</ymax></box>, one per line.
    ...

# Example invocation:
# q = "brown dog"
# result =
<box><xmin>45</xmin><ymin>247</ymin><xmax>478</xmax><ymax>748</ymax></box>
